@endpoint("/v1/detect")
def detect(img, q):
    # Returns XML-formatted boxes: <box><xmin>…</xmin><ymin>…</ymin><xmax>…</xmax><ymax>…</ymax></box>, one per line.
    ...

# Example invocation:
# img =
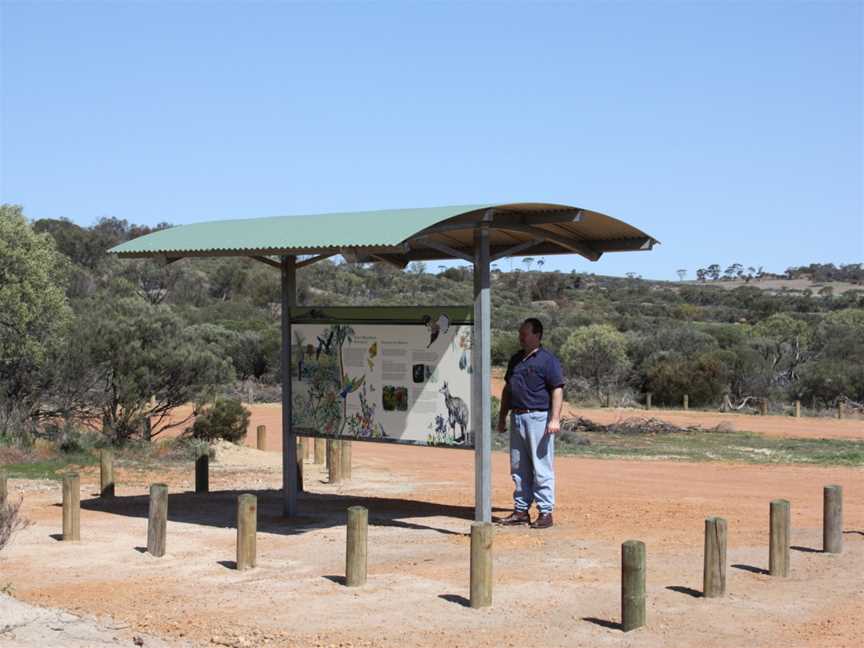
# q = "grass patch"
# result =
<box><xmin>2</xmin><ymin>452</ymin><xmax>98</xmax><ymax>480</ymax></box>
<box><xmin>493</xmin><ymin>427</ymin><xmax>864</xmax><ymax>466</ymax></box>
<box><xmin>1</xmin><ymin>437</ymin><xmax>212</xmax><ymax>480</ymax></box>
<box><xmin>560</xmin><ymin>431</ymin><xmax>864</xmax><ymax>465</ymax></box>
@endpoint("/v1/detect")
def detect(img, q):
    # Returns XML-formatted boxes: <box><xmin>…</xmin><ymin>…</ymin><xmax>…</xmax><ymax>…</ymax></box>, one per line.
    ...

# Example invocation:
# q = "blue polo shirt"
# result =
<box><xmin>504</xmin><ymin>346</ymin><xmax>565</xmax><ymax>410</ymax></box>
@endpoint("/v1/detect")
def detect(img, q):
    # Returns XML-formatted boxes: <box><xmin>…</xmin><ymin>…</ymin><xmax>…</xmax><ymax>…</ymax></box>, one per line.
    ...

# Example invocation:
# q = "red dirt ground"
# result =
<box><xmin>2</xmin><ymin>402</ymin><xmax>862</xmax><ymax>647</ymax></box>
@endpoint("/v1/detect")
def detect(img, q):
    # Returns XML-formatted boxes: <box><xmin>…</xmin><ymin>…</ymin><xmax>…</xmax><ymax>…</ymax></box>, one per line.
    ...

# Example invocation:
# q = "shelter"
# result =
<box><xmin>109</xmin><ymin>203</ymin><xmax>658</xmax><ymax>522</ymax></box>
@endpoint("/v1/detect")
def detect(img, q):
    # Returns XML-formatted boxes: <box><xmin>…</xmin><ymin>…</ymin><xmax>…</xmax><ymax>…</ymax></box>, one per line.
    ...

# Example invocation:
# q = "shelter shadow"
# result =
<box><xmin>81</xmin><ymin>488</ymin><xmax>502</xmax><ymax>537</ymax></box>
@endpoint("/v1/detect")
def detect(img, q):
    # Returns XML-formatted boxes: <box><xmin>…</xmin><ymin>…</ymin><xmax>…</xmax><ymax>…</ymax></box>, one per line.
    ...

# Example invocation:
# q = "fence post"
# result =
<box><xmin>0</xmin><ymin>469</ymin><xmax>7</xmax><ymax>503</ymax></box>
<box><xmin>195</xmin><ymin>447</ymin><xmax>209</xmax><ymax>494</ymax></box>
<box><xmin>256</xmin><ymin>425</ymin><xmax>267</xmax><ymax>451</ymax></box>
<box><xmin>837</xmin><ymin>402</ymin><xmax>844</xmax><ymax>419</ymax></box>
<box><xmin>621</xmin><ymin>540</ymin><xmax>646</xmax><ymax>631</ymax></box>
<box><xmin>100</xmin><ymin>449</ymin><xmax>114</xmax><ymax>498</ymax></box>
<box><xmin>760</xmin><ymin>399</ymin><xmax>769</xmax><ymax>416</ymax></box>
<box><xmin>470</xmin><ymin>521</ymin><xmax>493</xmax><ymax>608</ymax></box>
<box><xmin>645</xmin><ymin>393</ymin><xmax>652</xmax><ymax>410</ymax></box>
<box><xmin>147</xmin><ymin>483</ymin><xmax>168</xmax><ymax>557</ymax></box>
<box><xmin>703</xmin><ymin>517</ymin><xmax>727</xmax><ymax>597</ymax></box>
<box><xmin>794</xmin><ymin>400</ymin><xmax>801</xmax><ymax>418</ymax></box>
<box><xmin>346</xmin><ymin>506</ymin><xmax>368</xmax><ymax>587</ymax></box>
<box><xmin>341</xmin><ymin>440</ymin><xmax>352</xmax><ymax>480</ymax></box>
<box><xmin>62</xmin><ymin>473</ymin><xmax>80</xmax><ymax>541</ymax></box>
<box><xmin>236</xmin><ymin>494</ymin><xmax>257</xmax><ymax>570</ymax></box>
<box><xmin>823</xmin><ymin>485</ymin><xmax>843</xmax><ymax>554</ymax></box>
<box><xmin>769</xmin><ymin>499</ymin><xmax>790</xmax><ymax>577</ymax></box>
<box><xmin>327</xmin><ymin>440</ymin><xmax>342</xmax><ymax>484</ymax></box>
<box><xmin>683</xmin><ymin>394</ymin><xmax>689</xmax><ymax>411</ymax></box>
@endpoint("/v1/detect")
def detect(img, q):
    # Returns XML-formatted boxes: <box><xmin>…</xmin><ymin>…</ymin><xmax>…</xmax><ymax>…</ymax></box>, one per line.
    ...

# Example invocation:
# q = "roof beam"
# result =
<box><xmin>369</xmin><ymin>254</ymin><xmax>409</xmax><ymax>270</ymax></box>
<box><xmin>412</xmin><ymin>237</ymin><xmax>475</xmax><ymax>263</ymax></box>
<box><xmin>249</xmin><ymin>255</ymin><xmax>282</xmax><ymax>269</ymax></box>
<box><xmin>497</xmin><ymin>224</ymin><xmax>601</xmax><ymax>261</ymax></box>
<box><xmin>413</xmin><ymin>209</ymin><xmax>583</xmax><ymax>238</ymax></box>
<box><xmin>591</xmin><ymin>237</ymin><xmax>657</xmax><ymax>252</ymax></box>
<box><xmin>490</xmin><ymin>238</ymin><xmax>546</xmax><ymax>263</ymax></box>
<box><xmin>297</xmin><ymin>253</ymin><xmax>335</xmax><ymax>268</ymax></box>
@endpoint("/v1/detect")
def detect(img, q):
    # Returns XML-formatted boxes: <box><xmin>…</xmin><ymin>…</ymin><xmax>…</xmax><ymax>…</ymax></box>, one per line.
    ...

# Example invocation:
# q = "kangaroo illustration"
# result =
<box><xmin>439</xmin><ymin>381</ymin><xmax>469</xmax><ymax>442</ymax></box>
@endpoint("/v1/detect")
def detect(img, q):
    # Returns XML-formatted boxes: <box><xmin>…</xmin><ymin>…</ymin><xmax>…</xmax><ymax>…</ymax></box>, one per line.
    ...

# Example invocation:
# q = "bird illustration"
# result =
<box><xmin>367</xmin><ymin>342</ymin><xmax>378</xmax><ymax>370</ymax></box>
<box><xmin>423</xmin><ymin>313</ymin><xmax>450</xmax><ymax>348</ymax></box>
<box><xmin>340</xmin><ymin>374</ymin><xmax>366</xmax><ymax>399</ymax></box>
<box><xmin>316</xmin><ymin>330</ymin><xmax>334</xmax><ymax>360</ymax></box>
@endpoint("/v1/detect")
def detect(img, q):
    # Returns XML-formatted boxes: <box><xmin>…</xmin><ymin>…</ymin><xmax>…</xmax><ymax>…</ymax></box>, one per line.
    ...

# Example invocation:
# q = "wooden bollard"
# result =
<box><xmin>794</xmin><ymin>400</ymin><xmax>801</xmax><ymax>418</ymax></box>
<box><xmin>195</xmin><ymin>447</ymin><xmax>209</xmax><ymax>494</ymax></box>
<box><xmin>470</xmin><ymin>521</ymin><xmax>493</xmax><ymax>608</ymax></box>
<box><xmin>100</xmin><ymin>449</ymin><xmax>114</xmax><ymax>498</ymax></box>
<box><xmin>147</xmin><ymin>483</ymin><xmax>168</xmax><ymax>557</ymax></box>
<box><xmin>760</xmin><ymin>399</ymin><xmax>769</xmax><ymax>416</ymax></box>
<box><xmin>346</xmin><ymin>506</ymin><xmax>368</xmax><ymax>586</ymax></box>
<box><xmin>341</xmin><ymin>440</ymin><xmax>352</xmax><ymax>480</ymax></box>
<box><xmin>314</xmin><ymin>438</ymin><xmax>326</xmax><ymax>464</ymax></box>
<box><xmin>62</xmin><ymin>473</ymin><xmax>80</xmax><ymax>541</ymax></box>
<box><xmin>703</xmin><ymin>517</ymin><xmax>727</xmax><ymax>597</ymax></box>
<box><xmin>837</xmin><ymin>403</ymin><xmax>844</xmax><ymax>419</ymax></box>
<box><xmin>683</xmin><ymin>394</ymin><xmax>689</xmax><ymax>411</ymax></box>
<box><xmin>645</xmin><ymin>392</ymin><xmax>652</xmax><ymax>410</ymax></box>
<box><xmin>236</xmin><ymin>494</ymin><xmax>257</xmax><ymax>570</ymax></box>
<box><xmin>769</xmin><ymin>499</ymin><xmax>790</xmax><ymax>577</ymax></box>
<box><xmin>327</xmin><ymin>440</ymin><xmax>342</xmax><ymax>484</ymax></box>
<box><xmin>0</xmin><ymin>469</ymin><xmax>7</xmax><ymax>503</ymax></box>
<box><xmin>621</xmin><ymin>540</ymin><xmax>646</xmax><ymax>631</ymax></box>
<box><xmin>823</xmin><ymin>485</ymin><xmax>843</xmax><ymax>554</ymax></box>
<box><xmin>256</xmin><ymin>425</ymin><xmax>266</xmax><ymax>451</ymax></box>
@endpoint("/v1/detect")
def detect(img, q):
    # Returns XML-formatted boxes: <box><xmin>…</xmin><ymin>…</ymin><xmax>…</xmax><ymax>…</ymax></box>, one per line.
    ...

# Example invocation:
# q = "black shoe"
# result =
<box><xmin>495</xmin><ymin>510</ymin><xmax>530</xmax><ymax>526</ymax></box>
<box><xmin>530</xmin><ymin>512</ymin><xmax>553</xmax><ymax>529</ymax></box>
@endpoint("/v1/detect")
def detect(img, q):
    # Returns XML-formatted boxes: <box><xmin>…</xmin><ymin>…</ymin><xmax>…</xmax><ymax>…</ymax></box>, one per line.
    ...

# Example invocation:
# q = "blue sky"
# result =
<box><xmin>1</xmin><ymin>1</ymin><xmax>861</xmax><ymax>279</ymax></box>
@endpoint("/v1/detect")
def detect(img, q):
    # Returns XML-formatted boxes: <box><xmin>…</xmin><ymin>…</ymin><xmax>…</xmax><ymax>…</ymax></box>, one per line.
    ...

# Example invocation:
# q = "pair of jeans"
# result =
<box><xmin>510</xmin><ymin>410</ymin><xmax>555</xmax><ymax>514</ymax></box>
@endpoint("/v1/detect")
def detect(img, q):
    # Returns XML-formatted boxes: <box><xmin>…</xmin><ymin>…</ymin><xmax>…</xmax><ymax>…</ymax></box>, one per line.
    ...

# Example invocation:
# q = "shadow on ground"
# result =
<box><xmin>79</xmin><ymin>488</ymin><xmax>507</xmax><ymax>537</ymax></box>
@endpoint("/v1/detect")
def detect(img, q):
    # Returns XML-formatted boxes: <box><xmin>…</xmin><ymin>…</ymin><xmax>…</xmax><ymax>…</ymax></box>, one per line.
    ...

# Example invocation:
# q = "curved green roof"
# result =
<box><xmin>108</xmin><ymin>202</ymin><xmax>658</xmax><ymax>263</ymax></box>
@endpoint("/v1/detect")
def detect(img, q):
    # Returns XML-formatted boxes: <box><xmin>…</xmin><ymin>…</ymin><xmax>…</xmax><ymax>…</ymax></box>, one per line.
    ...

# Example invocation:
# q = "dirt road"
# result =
<box><xmin>2</xmin><ymin>439</ymin><xmax>862</xmax><ymax>647</ymax></box>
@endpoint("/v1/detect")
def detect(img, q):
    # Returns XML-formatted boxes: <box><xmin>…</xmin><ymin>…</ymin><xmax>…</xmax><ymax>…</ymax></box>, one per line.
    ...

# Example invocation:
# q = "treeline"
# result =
<box><xmin>2</xmin><ymin>205</ymin><xmax>863</xmax><ymax>447</ymax></box>
<box><xmin>693</xmin><ymin>262</ymin><xmax>863</xmax><ymax>284</ymax></box>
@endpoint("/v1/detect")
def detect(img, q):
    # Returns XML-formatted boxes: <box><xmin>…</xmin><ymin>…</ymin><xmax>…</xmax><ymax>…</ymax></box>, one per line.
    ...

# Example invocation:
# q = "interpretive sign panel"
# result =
<box><xmin>290</xmin><ymin>306</ymin><xmax>474</xmax><ymax>447</ymax></box>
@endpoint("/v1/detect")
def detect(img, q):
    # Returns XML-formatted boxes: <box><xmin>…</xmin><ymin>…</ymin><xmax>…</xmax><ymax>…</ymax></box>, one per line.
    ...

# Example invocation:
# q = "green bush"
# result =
<box><xmin>191</xmin><ymin>399</ymin><xmax>250</xmax><ymax>443</ymax></box>
<box><xmin>644</xmin><ymin>350</ymin><xmax>732</xmax><ymax>407</ymax></box>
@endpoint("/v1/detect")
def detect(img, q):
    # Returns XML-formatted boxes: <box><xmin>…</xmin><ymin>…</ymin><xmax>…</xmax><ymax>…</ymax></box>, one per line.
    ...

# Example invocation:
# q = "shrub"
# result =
<box><xmin>191</xmin><ymin>399</ymin><xmax>250</xmax><ymax>443</ymax></box>
<box><xmin>0</xmin><ymin>496</ymin><xmax>29</xmax><ymax>553</ymax></box>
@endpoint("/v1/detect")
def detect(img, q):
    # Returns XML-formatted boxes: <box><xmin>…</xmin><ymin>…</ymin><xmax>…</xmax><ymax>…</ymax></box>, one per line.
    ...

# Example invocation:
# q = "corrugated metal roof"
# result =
<box><xmin>108</xmin><ymin>203</ymin><xmax>658</xmax><ymax>262</ymax></box>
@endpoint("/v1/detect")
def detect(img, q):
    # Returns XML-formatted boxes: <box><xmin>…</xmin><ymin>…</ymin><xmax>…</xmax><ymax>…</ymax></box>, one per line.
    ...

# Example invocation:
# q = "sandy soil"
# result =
<box><xmin>2</xmin><ymin>436</ymin><xmax>862</xmax><ymax>648</ymax></box>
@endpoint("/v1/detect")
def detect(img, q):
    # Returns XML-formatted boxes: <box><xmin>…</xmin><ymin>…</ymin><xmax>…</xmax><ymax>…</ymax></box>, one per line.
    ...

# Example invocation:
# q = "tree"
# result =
<box><xmin>522</xmin><ymin>257</ymin><xmax>535</xmax><ymax>272</ymax></box>
<box><xmin>0</xmin><ymin>205</ymin><xmax>72</xmax><ymax>410</ymax></box>
<box><xmin>537</xmin><ymin>259</ymin><xmax>545</xmax><ymax>270</ymax></box>
<box><xmin>560</xmin><ymin>324</ymin><xmax>630</xmax><ymax>400</ymax></box>
<box><xmin>751</xmin><ymin>313</ymin><xmax>811</xmax><ymax>386</ymax></box>
<box><xmin>676</xmin><ymin>269</ymin><xmax>687</xmax><ymax>281</ymax></box>
<box><xmin>707</xmin><ymin>264</ymin><xmax>721</xmax><ymax>281</ymax></box>
<box><xmin>67</xmin><ymin>297</ymin><xmax>234</xmax><ymax>442</ymax></box>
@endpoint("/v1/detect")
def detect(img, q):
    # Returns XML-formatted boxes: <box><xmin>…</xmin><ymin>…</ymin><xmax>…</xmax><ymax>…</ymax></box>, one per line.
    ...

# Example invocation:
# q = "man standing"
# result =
<box><xmin>495</xmin><ymin>318</ymin><xmax>564</xmax><ymax>529</ymax></box>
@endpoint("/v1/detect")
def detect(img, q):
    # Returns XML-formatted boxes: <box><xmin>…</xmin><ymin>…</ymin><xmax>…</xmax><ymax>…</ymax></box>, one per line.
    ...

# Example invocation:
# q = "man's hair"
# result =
<box><xmin>522</xmin><ymin>317</ymin><xmax>543</xmax><ymax>339</ymax></box>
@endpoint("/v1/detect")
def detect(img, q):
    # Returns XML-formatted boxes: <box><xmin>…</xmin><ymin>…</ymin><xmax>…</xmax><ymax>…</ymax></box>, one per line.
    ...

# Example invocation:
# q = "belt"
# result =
<box><xmin>512</xmin><ymin>408</ymin><xmax>547</xmax><ymax>414</ymax></box>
